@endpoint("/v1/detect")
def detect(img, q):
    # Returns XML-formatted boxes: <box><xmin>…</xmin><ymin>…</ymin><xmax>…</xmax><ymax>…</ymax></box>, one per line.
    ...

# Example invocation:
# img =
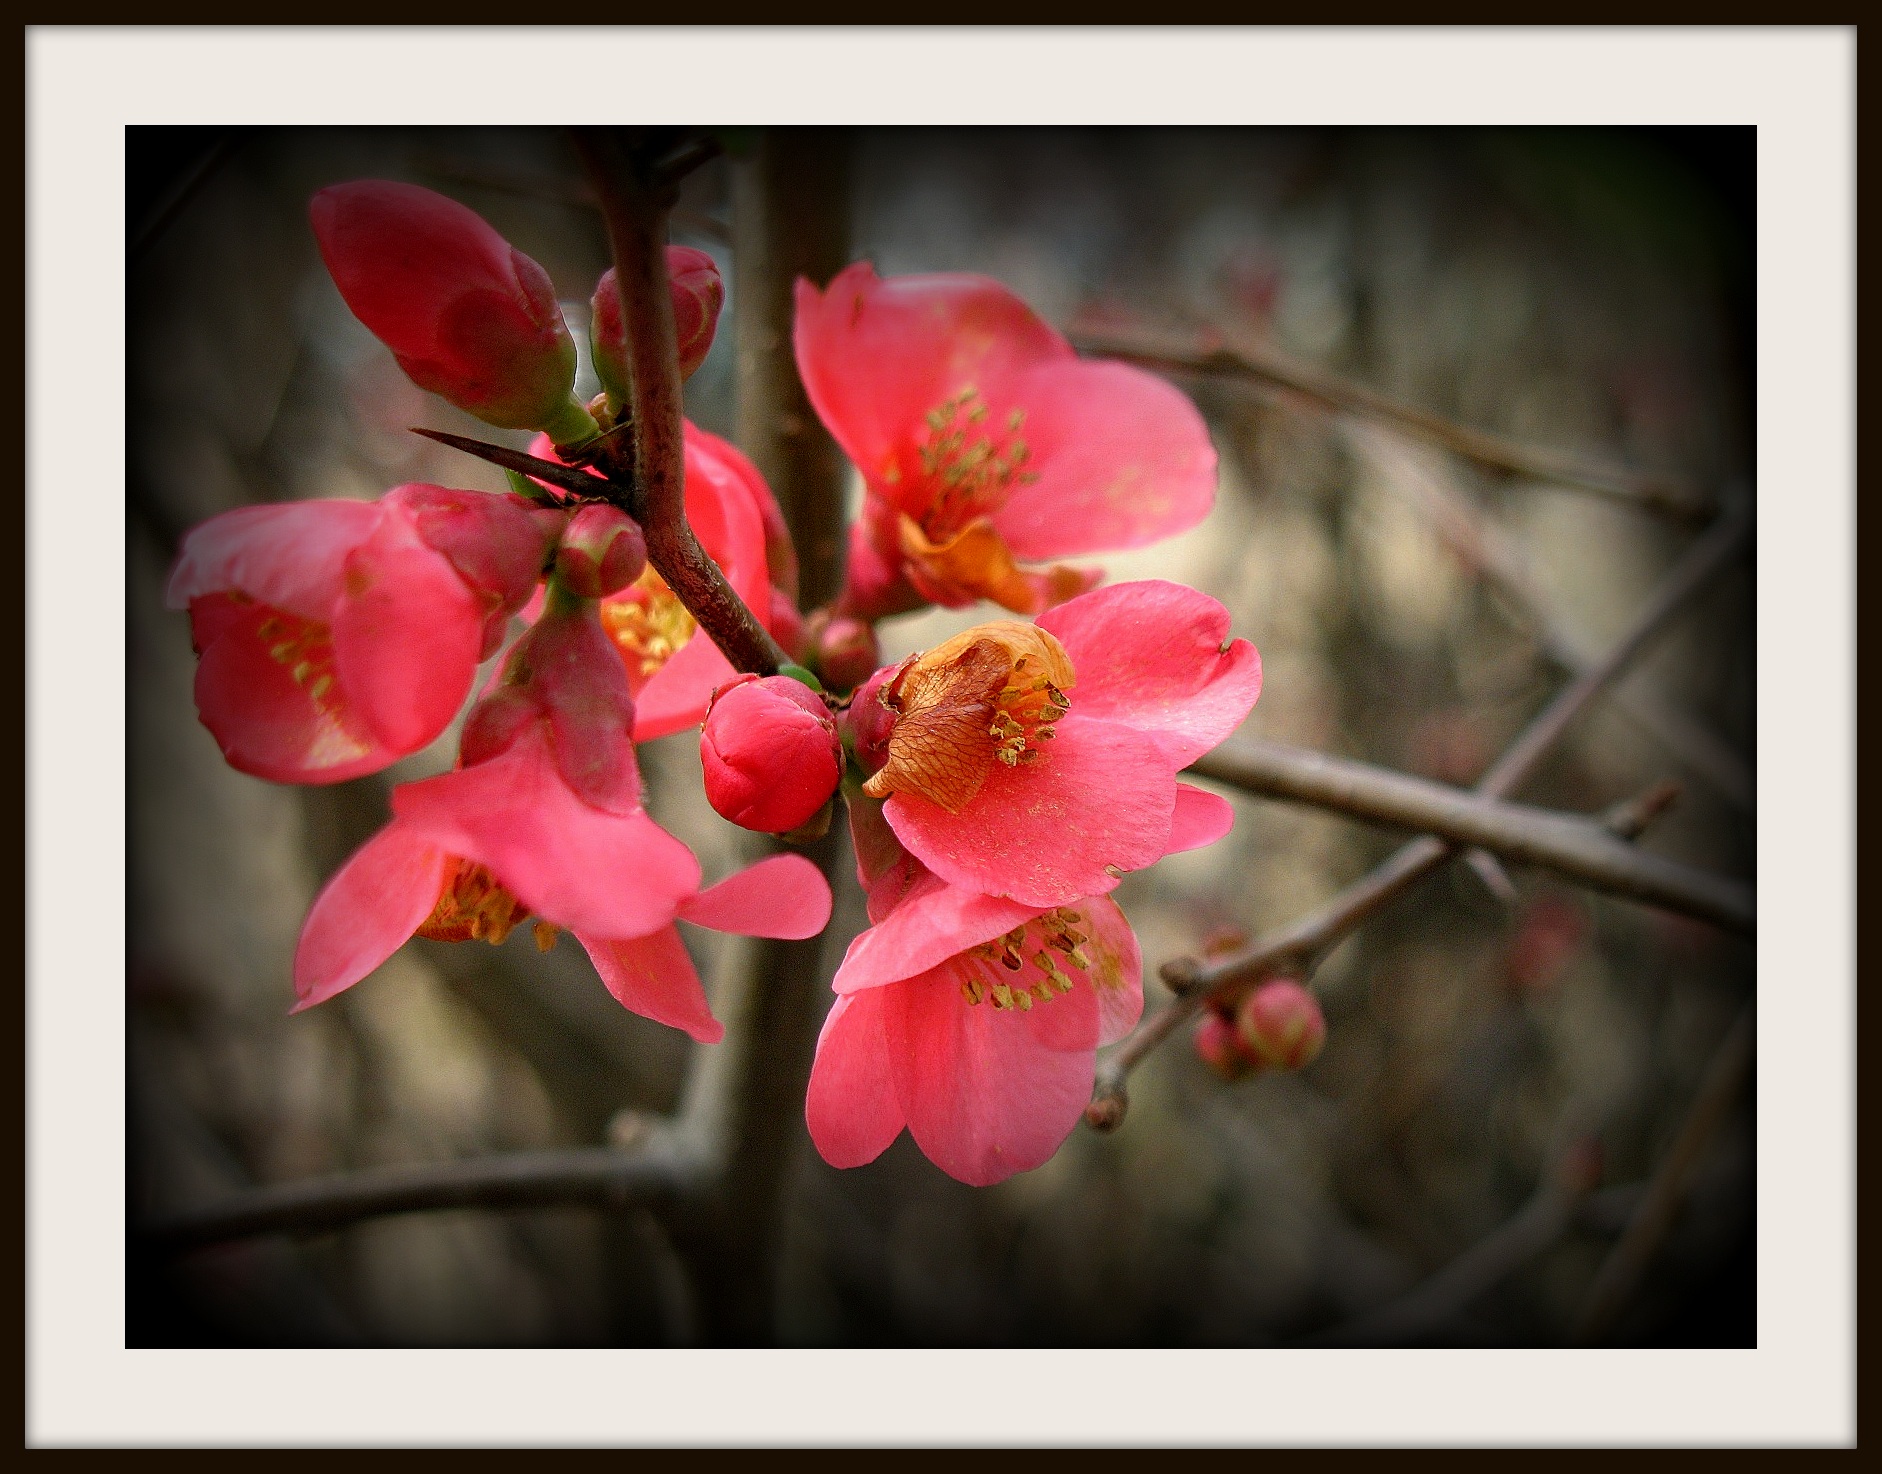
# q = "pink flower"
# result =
<box><xmin>700</xmin><ymin>674</ymin><xmax>842</xmax><ymax>835</ymax></box>
<box><xmin>804</xmin><ymin>788</ymin><xmax>1232</xmax><ymax>1186</ymax></box>
<box><xmin>850</xmin><ymin>579</ymin><xmax>1261</xmax><ymax>907</ymax></box>
<box><xmin>590</xmin><ymin>246</ymin><xmax>725</xmax><ymax>398</ymax></box>
<box><xmin>794</xmin><ymin>262</ymin><xmax>1218</xmax><ymax>619</ymax></box>
<box><xmin>310</xmin><ymin>180</ymin><xmax>593</xmax><ymax>442</ymax></box>
<box><xmin>292</xmin><ymin>602</ymin><xmax>832</xmax><ymax>1039</ymax></box>
<box><xmin>528</xmin><ymin>421</ymin><xmax>793</xmax><ymax>740</ymax></box>
<box><xmin>165</xmin><ymin>485</ymin><xmax>558</xmax><ymax>785</ymax></box>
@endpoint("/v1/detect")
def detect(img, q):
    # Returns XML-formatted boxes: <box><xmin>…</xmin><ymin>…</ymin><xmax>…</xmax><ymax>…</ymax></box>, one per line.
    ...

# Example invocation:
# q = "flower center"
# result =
<box><xmin>254</xmin><ymin>607</ymin><xmax>340</xmax><ymax>709</ymax></box>
<box><xmin>959</xmin><ymin>907</ymin><xmax>1097</xmax><ymax>1010</ymax></box>
<box><xmin>600</xmin><ymin>567</ymin><xmax>698</xmax><ymax>685</ymax></box>
<box><xmin>416</xmin><ymin>855</ymin><xmax>555</xmax><ymax>950</ymax></box>
<box><xmin>860</xmin><ymin>622</ymin><xmax>1074</xmax><ymax>812</ymax></box>
<box><xmin>912</xmin><ymin>385</ymin><xmax>1036</xmax><ymax>538</ymax></box>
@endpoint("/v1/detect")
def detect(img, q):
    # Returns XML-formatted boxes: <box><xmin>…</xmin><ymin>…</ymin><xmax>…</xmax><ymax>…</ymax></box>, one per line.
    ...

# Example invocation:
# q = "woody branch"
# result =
<box><xmin>1088</xmin><ymin>508</ymin><xmax>1752</xmax><ymax>1127</ymax></box>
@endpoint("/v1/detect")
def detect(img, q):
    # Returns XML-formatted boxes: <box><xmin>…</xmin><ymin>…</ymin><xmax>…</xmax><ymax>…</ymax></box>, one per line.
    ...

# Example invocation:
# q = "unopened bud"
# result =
<box><xmin>842</xmin><ymin>661</ymin><xmax>907</xmax><ymax>776</ymax></box>
<box><xmin>1194</xmin><ymin>1011</ymin><xmax>1256</xmax><ymax>1081</ymax></box>
<box><xmin>1235</xmin><ymin>980</ymin><xmax>1326</xmax><ymax>1071</ymax></box>
<box><xmin>701</xmin><ymin>674</ymin><xmax>842</xmax><ymax>834</ymax></box>
<box><xmin>803</xmin><ymin>611</ymin><xmax>880</xmax><ymax>694</ymax></box>
<box><xmin>555</xmin><ymin>504</ymin><xmax>646</xmax><ymax>599</ymax></box>
<box><xmin>590</xmin><ymin>246</ymin><xmax>725</xmax><ymax>405</ymax></box>
<box><xmin>310</xmin><ymin>180</ymin><xmax>590</xmax><ymax>439</ymax></box>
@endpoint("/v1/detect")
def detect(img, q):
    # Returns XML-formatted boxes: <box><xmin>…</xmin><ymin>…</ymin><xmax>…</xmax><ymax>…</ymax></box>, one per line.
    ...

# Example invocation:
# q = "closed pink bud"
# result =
<box><xmin>310</xmin><ymin>181</ymin><xmax>588</xmax><ymax>438</ymax></box>
<box><xmin>804</xmin><ymin>611</ymin><xmax>880</xmax><ymax>694</ymax></box>
<box><xmin>701</xmin><ymin>675</ymin><xmax>842</xmax><ymax>834</ymax></box>
<box><xmin>590</xmin><ymin>246</ymin><xmax>725</xmax><ymax>403</ymax></box>
<box><xmin>1194</xmin><ymin>1011</ymin><xmax>1256</xmax><ymax>1081</ymax></box>
<box><xmin>842</xmin><ymin>660</ymin><xmax>908</xmax><ymax>777</ymax></box>
<box><xmin>1235</xmin><ymin>979</ymin><xmax>1326</xmax><ymax>1071</ymax></box>
<box><xmin>667</xmin><ymin>246</ymin><xmax>724</xmax><ymax>381</ymax></box>
<box><xmin>555</xmin><ymin>504</ymin><xmax>647</xmax><ymax>599</ymax></box>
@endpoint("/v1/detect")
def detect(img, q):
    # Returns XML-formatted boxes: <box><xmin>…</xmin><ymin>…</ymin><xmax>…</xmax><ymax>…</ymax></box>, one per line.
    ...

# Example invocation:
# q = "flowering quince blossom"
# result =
<box><xmin>165</xmin><ymin>484</ymin><xmax>559</xmax><ymax>785</ymax></box>
<box><xmin>847</xmin><ymin>579</ymin><xmax>1262</xmax><ymax>908</ymax></box>
<box><xmin>527</xmin><ymin>422</ymin><xmax>795</xmax><ymax>739</ymax></box>
<box><xmin>311</xmin><ymin>180</ymin><xmax>596</xmax><ymax>444</ymax></box>
<box><xmin>795</xmin><ymin>262</ymin><xmax>1218</xmax><ymax>620</ymax></box>
<box><xmin>804</xmin><ymin>787</ymin><xmax>1234</xmax><ymax>1186</ymax></box>
<box><xmin>291</xmin><ymin>596</ymin><xmax>832</xmax><ymax>1041</ymax></box>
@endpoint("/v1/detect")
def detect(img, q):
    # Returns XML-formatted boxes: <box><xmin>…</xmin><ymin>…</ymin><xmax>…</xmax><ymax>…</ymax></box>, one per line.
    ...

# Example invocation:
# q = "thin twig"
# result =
<box><xmin>1190</xmin><ymin>738</ymin><xmax>1752</xmax><ymax>933</ymax></box>
<box><xmin>138</xmin><ymin>1145</ymin><xmax>695</xmax><ymax>1255</ymax></box>
<box><xmin>1352</xmin><ymin>426</ymin><xmax>1753</xmax><ymax>809</ymax></box>
<box><xmin>1069</xmin><ymin>320</ymin><xmax>1712</xmax><ymax>522</ymax></box>
<box><xmin>1572</xmin><ymin>1006</ymin><xmax>1755</xmax><ymax>1344</ymax></box>
<box><xmin>1317</xmin><ymin>1142</ymin><xmax>1603</xmax><ymax>1346</ymax></box>
<box><xmin>1089</xmin><ymin>510</ymin><xmax>1752</xmax><ymax>1126</ymax></box>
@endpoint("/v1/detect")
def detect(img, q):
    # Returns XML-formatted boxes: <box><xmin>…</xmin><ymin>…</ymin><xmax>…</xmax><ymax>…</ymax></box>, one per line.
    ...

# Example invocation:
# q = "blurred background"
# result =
<box><xmin>127</xmin><ymin>125</ymin><xmax>1754</xmax><ymax>1347</ymax></box>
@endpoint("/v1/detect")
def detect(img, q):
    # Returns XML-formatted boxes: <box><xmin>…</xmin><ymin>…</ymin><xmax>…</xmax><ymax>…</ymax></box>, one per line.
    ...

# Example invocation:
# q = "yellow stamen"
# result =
<box><xmin>417</xmin><ymin>857</ymin><xmax>532</xmax><ymax>947</ymax></box>
<box><xmin>600</xmin><ymin>567</ymin><xmax>698</xmax><ymax>683</ymax></box>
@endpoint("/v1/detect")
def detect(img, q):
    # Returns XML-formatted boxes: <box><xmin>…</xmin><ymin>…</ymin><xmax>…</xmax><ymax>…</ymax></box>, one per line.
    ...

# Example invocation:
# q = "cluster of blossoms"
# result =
<box><xmin>168</xmin><ymin>176</ymin><xmax>1276</xmax><ymax>1189</ymax></box>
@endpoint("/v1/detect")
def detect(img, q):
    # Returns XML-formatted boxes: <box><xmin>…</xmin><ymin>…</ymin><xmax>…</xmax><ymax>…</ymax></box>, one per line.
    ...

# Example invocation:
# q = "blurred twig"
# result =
<box><xmin>1069</xmin><ymin>320</ymin><xmax>1713</xmax><ymax>523</ymax></box>
<box><xmin>139</xmin><ymin>1146</ymin><xmax>693</xmax><ymax>1255</ymax></box>
<box><xmin>1572</xmin><ymin>1006</ymin><xmax>1755</xmax><ymax>1345</ymax></box>
<box><xmin>1089</xmin><ymin>510</ymin><xmax>1753</xmax><ymax>1127</ymax></box>
<box><xmin>1318</xmin><ymin>1140</ymin><xmax>1604</xmax><ymax>1346</ymax></box>
<box><xmin>1352</xmin><ymin>427</ymin><xmax>1753</xmax><ymax>810</ymax></box>
<box><xmin>1190</xmin><ymin>738</ymin><xmax>1752</xmax><ymax>933</ymax></box>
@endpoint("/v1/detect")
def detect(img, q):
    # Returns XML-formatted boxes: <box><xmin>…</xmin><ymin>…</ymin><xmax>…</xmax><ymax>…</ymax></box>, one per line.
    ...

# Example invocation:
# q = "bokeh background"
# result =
<box><xmin>127</xmin><ymin>126</ymin><xmax>1754</xmax><ymax>1347</ymax></box>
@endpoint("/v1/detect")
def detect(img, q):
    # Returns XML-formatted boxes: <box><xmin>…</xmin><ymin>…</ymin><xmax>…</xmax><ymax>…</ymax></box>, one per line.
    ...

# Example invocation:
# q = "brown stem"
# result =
<box><xmin>138</xmin><ymin>1145</ymin><xmax>693</xmax><ymax>1254</ymax></box>
<box><xmin>1088</xmin><ymin>510</ymin><xmax>1752</xmax><ymax>1125</ymax></box>
<box><xmin>1352</xmin><ymin>426</ymin><xmax>1753</xmax><ymax>809</ymax></box>
<box><xmin>1190</xmin><ymin>738</ymin><xmax>1753</xmax><ymax>933</ymax></box>
<box><xmin>574</xmin><ymin>127</ymin><xmax>787</xmax><ymax>679</ymax></box>
<box><xmin>1069</xmin><ymin>320</ymin><xmax>1714</xmax><ymax>523</ymax></box>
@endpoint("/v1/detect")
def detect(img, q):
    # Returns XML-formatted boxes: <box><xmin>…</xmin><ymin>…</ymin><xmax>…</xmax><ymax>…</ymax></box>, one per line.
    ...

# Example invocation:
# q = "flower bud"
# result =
<box><xmin>701</xmin><ymin>674</ymin><xmax>842</xmax><ymax>834</ymax></box>
<box><xmin>1235</xmin><ymin>979</ymin><xmax>1326</xmax><ymax>1071</ymax></box>
<box><xmin>842</xmin><ymin>660</ymin><xmax>908</xmax><ymax>776</ymax></box>
<box><xmin>555</xmin><ymin>504</ymin><xmax>647</xmax><ymax>599</ymax></box>
<box><xmin>1194</xmin><ymin>1010</ymin><xmax>1256</xmax><ymax>1081</ymax></box>
<box><xmin>803</xmin><ymin>611</ymin><xmax>880</xmax><ymax>694</ymax></box>
<box><xmin>590</xmin><ymin>246</ymin><xmax>725</xmax><ymax>405</ymax></box>
<box><xmin>310</xmin><ymin>181</ymin><xmax>591</xmax><ymax>440</ymax></box>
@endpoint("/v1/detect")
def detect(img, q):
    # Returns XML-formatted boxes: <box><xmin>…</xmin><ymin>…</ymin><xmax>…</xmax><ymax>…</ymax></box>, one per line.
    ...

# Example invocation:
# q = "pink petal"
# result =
<box><xmin>292</xmin><ymin>823</ymin><xmax>447</xmax><ymax>1012</ymax></box>
<box><xmin>990</xmin><ymin>359</ymin><xmax>1217</xmax><ymax>560</ymax></box>
<box><xmin>629</xmin><ymin>629</ymin><xmax>737</xmax><ymax>741</ymax></box>
<box><xmin>883</xmin><ymin>713</ymin><xmax>1175</xmax><ymax>907</ymax></box>
<box><xmin>805</xmin><ymin>989</ymin><xmax>905</xmax><ymax>1170</ymax></box>
<box><xmin>331</xmin><ymin>514</ymin><xmax>485</xmax><ymax>755</ymax></box>
<box><xmin>884</xmin><ymin>966</ymin><xmax>1097</xmax><ymax>1186</ymax></box>
<box><xmin>166</xmin><ymin>499</ymin><xmax>382</xmax><ymax>620</ymax></box>
<box><xmin>1166</xmin><ymin>783</ymin><xmax>1236</xmax><ymax>855</ymax></box>
<box><xmin>1075</xmin><ymin>895</ymin><xmax>1146</xmax><ymax>1047</ymax></box>
<box><xmin>189</xmin><ymin>594</ymin><xmax>392</xmax><ymax>784</ymax></box>
<box><xmin>1039</xmin><ymin>580</ymin><xmax>1263</xmax><ymax>768</ymax></box>
<box><xmin>793</xmin><ymin>263</ymin><xmax>1070</xmax><ymax>500</ymax></box>
<box><xmin>685</xmin><ymin>424</ymin><xmax>773</xmax><ymax>615</ymax></box>
<box><xmin>834</xmin><ymin>868</ymin><xmax>1042</xmax><ymax>995</ymax></box>
<box><xmin>577</xmin><ymin>925</ymin><xmax>722</xmax><ymax>1043</ymax></box>
<box><xmin>677</xmin><ymin>854</ymin><xmax>833</xmax><ymax>940</ymax></box>
<box><xmin>386</xmin><ymin>483</ymin><xmax>558</xmax><ymax>612</ymax></box>
<box><xmin>391</xmin><ymin>726</ymin><xmax>700</xmax><ymax>938</ymax></box>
